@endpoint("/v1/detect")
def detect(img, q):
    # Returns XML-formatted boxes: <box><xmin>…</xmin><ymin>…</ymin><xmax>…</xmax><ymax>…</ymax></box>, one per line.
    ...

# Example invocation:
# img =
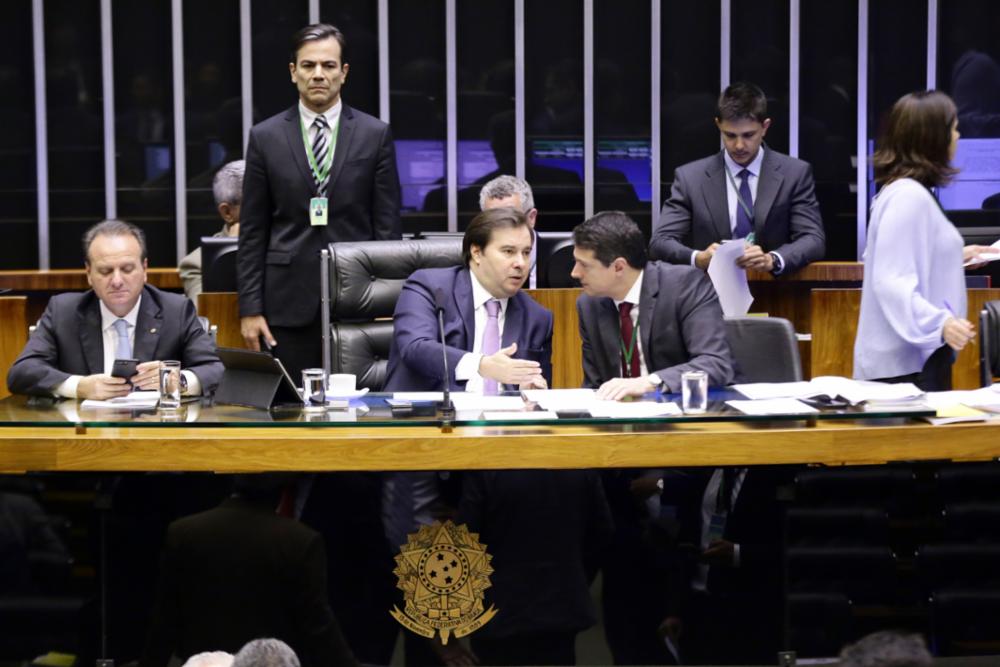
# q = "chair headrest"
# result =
<box><xmin>329</xmin><ymin>239</ymin><xmax>464</xmax><ymax>319</ymax></box>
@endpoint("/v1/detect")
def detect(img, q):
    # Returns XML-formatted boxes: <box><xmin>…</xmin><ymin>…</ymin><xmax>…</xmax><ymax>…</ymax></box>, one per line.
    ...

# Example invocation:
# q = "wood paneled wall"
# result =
<box><xmin>0</xmin><ymin>297</ymin><xmax>28</xmax><ymax>400</ymax></box>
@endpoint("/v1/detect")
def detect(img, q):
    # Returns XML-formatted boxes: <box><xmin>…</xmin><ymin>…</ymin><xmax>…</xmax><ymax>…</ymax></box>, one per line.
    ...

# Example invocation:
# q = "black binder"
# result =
<box><xmin>214</xmin><ymin>348</ymin><xmax>305</xmax><ymax>409</ymax></box>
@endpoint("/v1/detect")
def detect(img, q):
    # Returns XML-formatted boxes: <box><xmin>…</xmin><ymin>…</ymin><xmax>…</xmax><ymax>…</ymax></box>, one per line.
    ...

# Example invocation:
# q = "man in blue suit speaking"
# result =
<box><xmin>384</xmin><ymin>207</ymin><xmax>551</xmax><ymax>393</ymax></box>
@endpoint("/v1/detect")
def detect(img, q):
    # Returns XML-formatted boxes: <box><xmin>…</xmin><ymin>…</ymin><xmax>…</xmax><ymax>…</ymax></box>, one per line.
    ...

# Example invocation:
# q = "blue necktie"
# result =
<box><xmin>112</xmin><ymin>319</ymin><xmax>131</xmax><ymax>360</ymax></box>
<box><xmin>482</xmin><ymin>300</ymin><xmax>501</xmax><ymax>395</ymax></box>
<box><xmin>734</xmin><ymin>168</ymin><xmax>754</xmax><ymax>239</ymax></box>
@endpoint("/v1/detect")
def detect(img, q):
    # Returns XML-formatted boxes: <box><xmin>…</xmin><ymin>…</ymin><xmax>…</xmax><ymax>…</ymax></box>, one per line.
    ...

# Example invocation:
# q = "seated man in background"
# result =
<box><xmin>383</xmin><ymin>206</ymin><xmax>551</xmax><ymax>393</ymax></box>
<box><xmin>649</xmin><ymin>81</ymin><xmax>824</xmax><ymax>276</ymax></box>
<box><xmin>179</xmin><ymin>160</ymin><xmax>244</xmax><ymax>301</ymax></box>
<box><xmin>140</xmin><ymin>475</ymin><xmax>357</xmax><ymax>667</ymax></box>
<box><xmin>7</xmin><ymin>219</ymin><xmax>223</xmax><ymax>399</ymax></box>
<box><xmin>573</xmin><ymin>210</ymin><xmax>734</xmax><ymax>399</ymax></box>
<box><xmin>479</xmin><ymin>175</ymin><xmax>539</xmax><ymax>288</ymax></box>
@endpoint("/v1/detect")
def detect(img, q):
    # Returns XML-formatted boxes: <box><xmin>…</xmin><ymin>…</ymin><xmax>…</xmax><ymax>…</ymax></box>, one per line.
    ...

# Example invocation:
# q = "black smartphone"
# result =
<box><xmin>111</xmin><ymin>358</ymin><xmax>139</xmax><ymax>379</ymax></box>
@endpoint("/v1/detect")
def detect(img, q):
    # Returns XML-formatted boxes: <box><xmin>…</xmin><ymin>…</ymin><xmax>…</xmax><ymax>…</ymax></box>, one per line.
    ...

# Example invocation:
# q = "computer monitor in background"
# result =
<box><xmin>394</xmin><ymin>139</ymin><xmax>446</xmax><ymax>211</ymax></box>
<box><xmin>939</xmin><ymin>138</ymin><xmax>1000</xmax><ymax>210</ymax></box>
<box><xmin>201</xmin><ymin>236</ymin><xmax>239</xmax><ymax>292</ymax></box>
<box><xmin>597</xmin><ymin>138</ymin><xmax>652</xmax><ymax>203</ymax></box>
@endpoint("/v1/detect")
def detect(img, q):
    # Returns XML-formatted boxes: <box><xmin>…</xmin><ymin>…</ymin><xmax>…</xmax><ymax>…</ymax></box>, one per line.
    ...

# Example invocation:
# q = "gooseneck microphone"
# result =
<box><xmin>433</xmin><ymin>289</ymin><xmax>456</xmax><ymax>421</ymax></box>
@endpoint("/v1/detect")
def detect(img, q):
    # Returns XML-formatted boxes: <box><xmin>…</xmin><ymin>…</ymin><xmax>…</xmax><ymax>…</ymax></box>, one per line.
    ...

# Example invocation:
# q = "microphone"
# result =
<box><xmin>433</xmin><ymin>289</ymin><xmax>456</xmax><ymax>422</ymax></box>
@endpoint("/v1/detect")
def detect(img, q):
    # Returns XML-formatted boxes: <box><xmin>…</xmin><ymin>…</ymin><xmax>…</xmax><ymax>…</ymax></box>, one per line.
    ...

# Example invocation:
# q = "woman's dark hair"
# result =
<box><xmin>462</xmin><ymin>207</ymin><xmax>530</xmax><ymax>265</ymax></box>
<box><xmin>873</xmin><ymin>90</ymin><xmax>958</xmax><ymax>187</ymax></box>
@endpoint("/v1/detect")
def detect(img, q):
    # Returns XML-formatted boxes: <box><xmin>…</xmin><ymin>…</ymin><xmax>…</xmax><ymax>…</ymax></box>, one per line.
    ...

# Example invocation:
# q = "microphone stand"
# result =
<box><xmin>434</xmin><ymin>290</ymin><xmax>456</xmax><ymax>429</ymax></box>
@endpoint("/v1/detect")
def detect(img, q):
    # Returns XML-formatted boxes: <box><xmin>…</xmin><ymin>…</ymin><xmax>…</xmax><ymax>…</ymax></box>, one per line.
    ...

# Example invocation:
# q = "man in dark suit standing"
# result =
<box><xmin>649</xmin><ymin>82</ymin><xmax>824</xmax><ymax>276</ymax></box>
<box><xmin>384</xmin><ymin>207</ymin><xmax>551</xmax><ymax>393</ymax></box>
<box><xmin>238</xmin><ymin>23</ymin><xmax>401</xmax><ymax>379</ymax></box>
<box><xmin>572</xmin><ymin>211</ymin><xmax>734</xmax><ymax>399</ymax></box>
<box><xmin>7</xmin><ymin>219</ymin><xmax>222</xmax><ymax>398</ymax></box>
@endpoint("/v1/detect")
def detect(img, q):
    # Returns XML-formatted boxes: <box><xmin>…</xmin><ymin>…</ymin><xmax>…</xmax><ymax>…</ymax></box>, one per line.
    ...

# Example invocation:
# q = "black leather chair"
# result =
<box><xmin>320</xmin><ymin>239</ymin><xmax>464</xmax><ymax>390</ymax></box>
<box><xmin>724</xmin><ymin>316</ymin><xmax>802</xmax><ymax>382</ymax></box>
<box><xmin>978</xmin><ymin>300</ymin><xmax>1000</xmax><ymax>386</ymax></box>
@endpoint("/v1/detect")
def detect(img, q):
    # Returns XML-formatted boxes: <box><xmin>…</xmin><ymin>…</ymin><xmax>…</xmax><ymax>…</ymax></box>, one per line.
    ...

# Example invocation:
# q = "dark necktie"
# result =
<box><xmin>618</xmin><ymin>302</ymin><xmax>640</xmax><ymax>379</ymax></box>
<box><xmin>734</xmin><ymin>168</ymin><xmax>754</xmax><ymax>239</ymax></box>
<box><xmin>312</xmin><ymin>115</ymin><xmax>330</xmax><ymax>194</ymax></box>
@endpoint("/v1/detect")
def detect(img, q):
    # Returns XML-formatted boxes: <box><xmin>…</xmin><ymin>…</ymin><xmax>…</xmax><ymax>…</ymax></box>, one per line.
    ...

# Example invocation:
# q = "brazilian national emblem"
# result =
<box><xmin>391</xmin><ymin>520</ymin><xmax>498</xmax><ymax>643</ymax></box>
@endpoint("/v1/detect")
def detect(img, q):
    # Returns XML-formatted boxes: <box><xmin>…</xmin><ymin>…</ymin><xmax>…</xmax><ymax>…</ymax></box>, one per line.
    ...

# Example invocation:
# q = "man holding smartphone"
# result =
<box><xmin>7</xmin><ymin>220</ymin><xmax>223</xmax><ymax>399</ymax></box>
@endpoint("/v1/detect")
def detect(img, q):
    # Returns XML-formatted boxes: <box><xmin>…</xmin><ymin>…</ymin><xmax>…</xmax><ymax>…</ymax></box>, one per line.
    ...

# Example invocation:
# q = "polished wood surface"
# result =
<box><xmin>747</xmin><ymin>261</ymin><xmax>863</xmax><ymax>283</ymax></box>
<box><xmin>199</xmin><ymin>289</ymin><xmax>588</xmax><ymax>388</ymax></box>
<box><xmin>0</xmin><ymin>297</ymin><xmax>28</xmax><ymax>400</ymax></box>
<box><xmin>810</xmin><ymin>288</ymin><xmax>1000</xmax><ymax>389</ymax></box>
<box><xmin>525</xmin><ymin>288</ymin><xmax>582</xmax><ymax>388</ymax></box>
<box><xmin>1</xmin><ymin>416</ymin><xmax>999</xmax><ymax>473</ymax></box>
<box><xmin>0</xmin><ymin>268</ymin><xmax>182</xmax><ymax>291</ymax></box>
<box><xmin>198</xmin><ymin>291</ymin><xmax>244</xmax><ymax>349</ymax></box>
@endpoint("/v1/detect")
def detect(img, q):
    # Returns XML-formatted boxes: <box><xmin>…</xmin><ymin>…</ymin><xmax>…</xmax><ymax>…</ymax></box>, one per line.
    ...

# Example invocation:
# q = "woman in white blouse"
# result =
<box><xmin>854</xmin><ymin>90</ymin><xmax>991</xmax><ymax>391</ymax></box>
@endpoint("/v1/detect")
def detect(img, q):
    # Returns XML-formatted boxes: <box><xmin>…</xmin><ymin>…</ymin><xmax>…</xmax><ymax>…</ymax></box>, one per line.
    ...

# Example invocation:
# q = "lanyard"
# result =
<box><xmin>725</xmin><ymin>165</ymin><xmax>755</xmax><ymax>225</ymax></box>
<box><xmin>300</xmin><ymin>114</ymin><xmax>338</xmax><ymax>187</ymax></box>
<box><xmin>619</xmin><ymin>319</ymin><xmax>639</xmax><ymax>377</ymax></box>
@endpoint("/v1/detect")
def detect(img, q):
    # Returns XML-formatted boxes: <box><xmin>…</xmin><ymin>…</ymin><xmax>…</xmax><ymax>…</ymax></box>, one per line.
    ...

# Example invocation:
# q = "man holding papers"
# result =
<box><xmin>572</xmin><ymin>211</ymin><xmax>735</xmax><ymax>400</ymax></box>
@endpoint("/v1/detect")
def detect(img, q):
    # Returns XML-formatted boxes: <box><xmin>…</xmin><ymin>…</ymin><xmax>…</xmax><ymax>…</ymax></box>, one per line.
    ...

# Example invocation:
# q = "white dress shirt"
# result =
<box><xmin>299</xmin><ymin>99</ymin><xmax>342</xmax><ymax>168</ymax></box>
<box><xmin>454</xmin><ymin>270</ymin><xmax>510</xmax><ymax>393</ymax></box>
<box><xmin>612</xmin><ymin>270</ymin><xmax>650</xmax><ymax>378</ymax></box>
<box><xmin>690</xmin><ymin>147</ymin><xmax>785</xmax><ymax>273</ymax></box>
<box><xmin>55</xmin><ymin>296</ymin><xmax>202</xmax><ymax>398</ymax></box>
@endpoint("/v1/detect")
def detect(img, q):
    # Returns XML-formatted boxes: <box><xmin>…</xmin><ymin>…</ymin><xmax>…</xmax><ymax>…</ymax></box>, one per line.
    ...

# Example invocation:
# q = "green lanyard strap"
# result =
<box><xmin>300</xmin><ymin>114</ymin><xmax>337</xmax><ymax>187</ymax></box>
<box><xmin>619</xmin><ymin>323</ymin><xmax>639</xmax><ymax>377</ymax></box>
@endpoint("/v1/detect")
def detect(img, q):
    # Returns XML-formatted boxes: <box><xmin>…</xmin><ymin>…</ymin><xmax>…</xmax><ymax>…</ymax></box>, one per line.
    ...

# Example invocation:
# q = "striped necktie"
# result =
<box><xmin>312</xmin><ymin>114</ymin><xmax>330</xmax><ymax>194</ymax></box>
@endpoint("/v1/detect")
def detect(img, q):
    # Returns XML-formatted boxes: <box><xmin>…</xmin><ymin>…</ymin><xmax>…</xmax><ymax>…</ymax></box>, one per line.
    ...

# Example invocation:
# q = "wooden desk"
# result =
<box><xmin>1</xmin><ymin>411</ymin><xmax>999</xmax><ymax>473</ymax></box>
<box><xmin>811</xmin><ymin>288</ymin><xmax>1000</xmax><ymax>389</ymax></box>
<box><xmin>0</xmin><ymin>297</ymin><xmax>28</xmax><ymax>400</ymax></box>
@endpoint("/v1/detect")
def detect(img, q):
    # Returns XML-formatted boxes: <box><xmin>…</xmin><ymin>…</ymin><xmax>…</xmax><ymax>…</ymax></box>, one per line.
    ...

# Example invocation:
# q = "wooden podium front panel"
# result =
<box><xmin>811</xmin><ymin>288</ymin><xmax>1000</xmax><ymax>389</ymax></box>
<box><xmin>0</xmin><ymin>297</ymin><xmax>28</xmax><ymax>400</ymax></box>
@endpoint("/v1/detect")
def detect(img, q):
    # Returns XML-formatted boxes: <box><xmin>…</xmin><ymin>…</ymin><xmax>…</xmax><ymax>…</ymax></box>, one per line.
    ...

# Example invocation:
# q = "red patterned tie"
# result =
<box><xmin>618</xmin><ymin>302</ymin><xmax>640</xmax><ymax>379</ymax></box>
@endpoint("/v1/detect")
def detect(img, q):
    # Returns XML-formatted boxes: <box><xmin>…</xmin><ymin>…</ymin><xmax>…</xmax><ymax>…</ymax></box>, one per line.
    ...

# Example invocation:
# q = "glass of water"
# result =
<box><xmin>301</xmin><ymin>368</ymin><xmax>327</xmax><ymax>411</ymax></box>
<box><xmin>158</xmin><ymin>360</ymin><xmax>182</xmax><ymax>410</ymax></box>
<box><xmin>681</xmin><ymin>370</ymin><xmax>708</xmax><ymax>414</ymax></box>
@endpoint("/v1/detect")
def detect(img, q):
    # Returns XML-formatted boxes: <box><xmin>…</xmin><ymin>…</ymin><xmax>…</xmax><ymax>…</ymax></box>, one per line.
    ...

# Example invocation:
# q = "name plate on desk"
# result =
<box><xmin>214</xmin><ymin>348</ymin><xmax>304</xmax><ymax>410</ymax></box>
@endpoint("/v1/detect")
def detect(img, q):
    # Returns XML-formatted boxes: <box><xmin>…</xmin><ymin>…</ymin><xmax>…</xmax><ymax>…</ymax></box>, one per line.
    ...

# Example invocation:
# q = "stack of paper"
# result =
<box><xmin>733</xmin><ymin>376</ymin><xmax>924</xmax><ymax>406</ymax></box>
<box><xmin>80</xmin><ymin>391</ymin><xmax>161</xmax><ymax>410</ymax></box>
<box><xmin>726</xmin><ymin>398</ymin><xmax>818</xmax><ymax>415</ymax></box>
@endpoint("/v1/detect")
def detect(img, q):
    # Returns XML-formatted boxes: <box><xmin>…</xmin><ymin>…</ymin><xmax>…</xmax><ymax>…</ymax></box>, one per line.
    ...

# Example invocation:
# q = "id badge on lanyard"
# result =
<box><xmin>310</xmin><ymin>197</ymin><xmax>328</xmax><ymax>226</ymax></box>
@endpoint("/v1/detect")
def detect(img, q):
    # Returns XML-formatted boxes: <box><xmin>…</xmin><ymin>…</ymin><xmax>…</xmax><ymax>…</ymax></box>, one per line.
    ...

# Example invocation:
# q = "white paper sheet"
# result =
<box><xmin>482</xmin><ymin>411</ymin><xmax>559</xmax><ymax>420</ymax></box>
<box><xmin>521</xmin><ymin>388</ymin><xmax>597</xmax><ymax>411</ymax></box>
<box><xmin>587</xmin><ymin>401</ymin><xmax>682</xmax><ymax>418</ymax></box>
<box><xmin>725</xmin><ymin>398</ymin><xmax>819</xmax><ymax>415</ymax></box>
<box><xmin>707</xmin><ymin>240</ymin><xmax>753</xmax><ymax>316</ymax></box>
<box><xmin>80</xmin><ymin>391</ymin><xmax>161</xmax><ymax>410</ymax></box>
<box><xmin>733</xmin><ymin>377</ymin><xmax>923</xmax><ymax>406</ymax></box>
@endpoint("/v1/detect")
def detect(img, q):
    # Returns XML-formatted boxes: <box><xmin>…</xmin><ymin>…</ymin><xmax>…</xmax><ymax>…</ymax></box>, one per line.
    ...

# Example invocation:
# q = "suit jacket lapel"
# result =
<box><xmin>324</xmin><ymin>104</ymin><xmax>356</xmax><ymax>197</ymax></box>
<box><xmin>78</xmin><ymin>296</ymin><xmax>104</xmax><ymax>374</ymax></box>
<box><xmin>702</xmin><ymin>153</ymin><xmax>732</xmax><ymax>241</ymax></box>
<box><xmin>597</xmin><ymin>299</ymin><xmax>621</xmax><ymax>377</ymax></box>
<box><xmin>501</xmin><ymin>295</ymin><xmax>523</xmax><ymax>349</ymax></box>
<box><xmin>282</xmin><ymin>106</ymin><xmax>315</xmax><ymax>188</ymax></box>
<box><xmin>454</xmin><ymin>269</ymin><xmax>476</xmax><ymax>350</ymax></box>
<box><xmin>132</xmin><ymin>290</ymin><xmax>162</xmax><ymax>361</ymax></box>
<box><xmin>638</xmin><ymin>271</ymin><xmax>657</xmax><ymax>369</ymax></box>
<box><xmin>753</xmin><ymin>149</ymin><xmax>783</xmax><ymax>235</ymax></box>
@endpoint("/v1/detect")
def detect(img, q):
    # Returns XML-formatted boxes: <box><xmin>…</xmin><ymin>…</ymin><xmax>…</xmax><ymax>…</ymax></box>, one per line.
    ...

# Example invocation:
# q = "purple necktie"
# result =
<box><xmin>482</xmin><ymin>299</ymin><xmax>501</xmax><ymax>395</ymax></box>
<box><xmin>734</xmin><ymin>168</ymin><xmax>754</xmax><ymax>239</ymax></box>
